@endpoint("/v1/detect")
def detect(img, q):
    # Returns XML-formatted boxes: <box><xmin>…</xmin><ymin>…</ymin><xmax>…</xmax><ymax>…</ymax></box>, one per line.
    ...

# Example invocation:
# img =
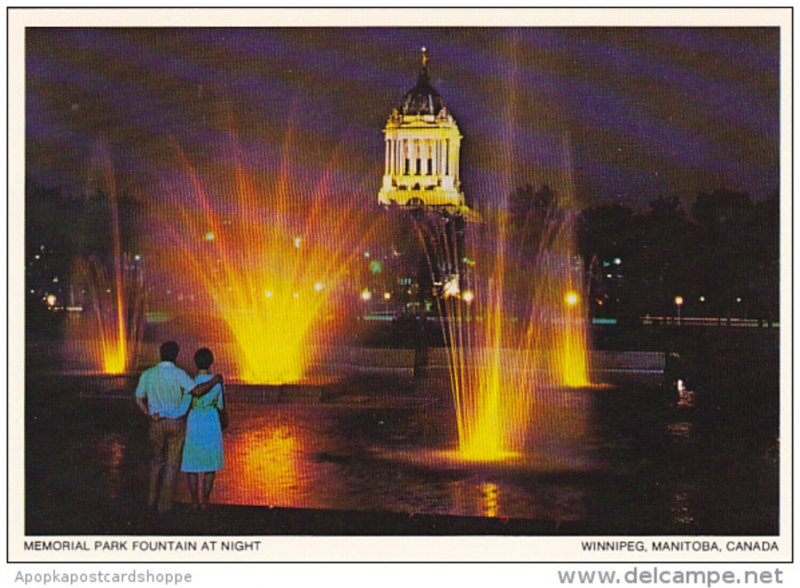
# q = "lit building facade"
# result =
<box><xmin>378</xmin><ymin>48</ymin><xmax>466</xmax><ymax>212</ymax></box>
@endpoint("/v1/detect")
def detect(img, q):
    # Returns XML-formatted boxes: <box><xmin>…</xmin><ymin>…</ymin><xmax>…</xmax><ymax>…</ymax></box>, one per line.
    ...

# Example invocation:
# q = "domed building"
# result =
<box><xmin>378</xmin><ymin>48</ymin><xmax>467</xmax><ymax>212</ymax></box>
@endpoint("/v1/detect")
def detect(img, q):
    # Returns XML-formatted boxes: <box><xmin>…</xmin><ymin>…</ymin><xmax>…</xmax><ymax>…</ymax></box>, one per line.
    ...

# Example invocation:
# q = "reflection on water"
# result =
<box><xmin>171</xmin><ymin>400</ymin><xmax>598</xmax><ymax>520</ymax></box>
<box><xmin>81</xmin><ymin>433</ymin><xmax>126</xmax><ymax>501</ymax></box>
<box><xmin>227</xmin><ymin>426</ymin><xmax>303</xmax><ymax>507</ymax></box>
<box><xmin>26</xmin><ymin>371</ymin><xmax>778</xmax><ymax>532</ymax></box>
<box><xmin>667</xmin><ymin>421</ymin><xmax>693</xmax><ymax>439</ymax></box>
<box><xmin>190</xmin><ymin>408</ymin><xmax>334</xmax><ymax>509</ymax></box>
<box><xmin>481</xmin><ymin>482</ymin><xmax>499</xmax><ymax>518</ymax></box>
<box><xmin>670</xmin><ymin>490</ymin><xmax>697</xmax><ymax>527</ymax></box>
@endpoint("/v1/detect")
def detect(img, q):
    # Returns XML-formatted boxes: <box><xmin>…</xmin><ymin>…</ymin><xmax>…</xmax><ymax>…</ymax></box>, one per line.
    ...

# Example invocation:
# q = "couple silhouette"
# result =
<box><xmin>134</xmin><ymin>341</ymin><xmax>225</xmax><ymax>513</ymax></box>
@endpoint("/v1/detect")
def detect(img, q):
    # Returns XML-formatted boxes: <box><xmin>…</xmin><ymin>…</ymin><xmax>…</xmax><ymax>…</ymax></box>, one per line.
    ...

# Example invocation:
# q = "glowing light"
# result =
<box><xmin>70</xmin><ymin>142</ymin><xmax>145</xmax><ymax>376</ymax></box>
<box><xmin>383</xmin><ymin>292</ymin><xmax>391</xmax><ymax>300</ymax></box>
<box><xmin>481</xmin><ymin>482</ymin><xmax>499</xmax><ymax>518</ymax></box>
<box><xmin>613</xmin><ymin>257</ymin><xmax>622</xmax><ymax>265</ymax></box>
<box><xmin>674</xmin><ymin>296</ymin><xmax>684</xmax><ymax>306</ymax></box>
<box><xmin>155</xmin><ymin>133</ymin><xmax>371</xmax><ymax>384</ymax></box>
<box><xmin>736</xmin><ymin>297</ymin><xmax>742</xmax><ymax>303</ymax></box>
<box><xmin>360</xmin><ymin>289</ymin><xmax>372</xmax><ymax>301</ymax></box>
<box><xmin>442</xmin><ymin>275</ymin><xmax>460</xmax><ymax>298</ymax></box>
<box><xmin>565</xmin><ymin>291</ymin><xmax>579</xmax><ymax>306</ymax></box>
<box><xmin>204</xmin><ymin>231</ymin><xmax>215</xmax><ymax>241</ymax></box>
<box><xmin>462</xmin><ymin>290</ymin><xmax>475</xmax><ymax>303</ymax></box>
<box><xmin>699</xmin><ymin>295</ymin><xmax>705</xmax><ymax>302</ymax></box>
<box><xmin>46</xmin><ymin>294</ymin><xmax>57</xmax><ymax>307</ymax></box>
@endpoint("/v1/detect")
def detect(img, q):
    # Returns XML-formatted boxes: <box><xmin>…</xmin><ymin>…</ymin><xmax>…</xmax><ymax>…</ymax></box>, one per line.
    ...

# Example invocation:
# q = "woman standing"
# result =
<box><xmin>181</xmin><ymin>347</ymin><xmax>224</xmax><ymax>509</ymax></box>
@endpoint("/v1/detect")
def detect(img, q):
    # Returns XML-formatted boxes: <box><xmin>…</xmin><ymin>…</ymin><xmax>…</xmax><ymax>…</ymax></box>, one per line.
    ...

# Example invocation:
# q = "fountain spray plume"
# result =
<box><xmin>418</xmin><ymin>43</ymin><xmax>593</xmax><ymax>461</ymax></box>
<box><xmin>76</xmin><ymin>253</ymin><xmax>146</xmax><ymax>374</ymax></box>
<box><xmin>410</xmin><ymin>200</ymin><xmax>533</xmax><ymax>462</ymax></box>
<box><xmin>74</xmin><ymin>141</ymin><xmax>146</xmax><ymax>374</ymax></box>
<box><xmin>543</xmin><ymin>133</ymin><xmax>592</xmax><ymax>388</ymax></box>
<box><xmin>157</xmin><ymin>127</ymin><xmax>373</xmax><ymax>385</ymax></box>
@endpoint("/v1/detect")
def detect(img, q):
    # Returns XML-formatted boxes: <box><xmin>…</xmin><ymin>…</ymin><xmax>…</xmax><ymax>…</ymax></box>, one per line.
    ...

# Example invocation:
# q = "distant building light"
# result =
<box><xmin>204</xmin><ymin>231</ymin><xmax>215</xmax><ymax>241</ymax></box>
<box><xmin>360</xmin><ymin>289</ymin><xmax>372</xmax><ymax>301</ymax></box>
<box><xmin>462</xmin><ymin>290</ymin><xmax>475</xmax><ymax>304</ymax></box>
<box><xmin>736</xmin><ymin>297</ymin><xmax>742</xmax><ymax>303</ymax></box>
<box><xmin>134</xmin><ymin>254</ymin><xmax>142</xmax><ymax>261</ymax></box>
<box><xmin>699</xmin><ymin>296</ymin><xmax>706</xmax><ymax>302</ymax></box>
<box><xmin>265</xmin><ymin>291</ymin><xmax>273</xmax><ymax>299</ymax></box>
<box><xmin>442</xmin><ymin>275</ymin><xmax>460</xmax><ymax>298</ymax></box>
<box><xmin>383</xmin><ymin>292</ymin><xmax>392</xmax><ymax>300</ymax></box>
<box><xmin>613</xmin><ymin>257</ymin><xmax>622</xmax><ymax>265</ymax></box>
<box><xmin>46</xmin><ymin>294</ymin><xmax>57</xmax><ymax>307</ymax></box>
<box><xmin>314</xmin><ymin>282</ymin><xmax>324</xmax><ymax>292</ymax></box>
<box><xmin>292</xmin><ymin>292</ymin><xmax>300</xmax><ymax>299</ymax></box>
<box><xmin>364</xmin><ymin>251</ymin><xmax>371</xmax><ymax>258</ymax></box>
<box><xmin>674</xmin><ymin>296</ymin><xmax>684</xmax><ymax>306</ymax></box>
<box><xmin>52</xmin><ymin>277</ymin><xmax>59</xmax><ymax>283</ymax></box>
<box><xmin>294</xmin><ymin>237</ymin><xmax>302</xmax><ymax>248</ymax></box>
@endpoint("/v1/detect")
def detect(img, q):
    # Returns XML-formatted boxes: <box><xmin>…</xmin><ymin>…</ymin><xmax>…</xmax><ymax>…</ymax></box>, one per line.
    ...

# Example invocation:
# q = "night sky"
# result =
<box><xmin>26</xmin><ymin>27</ymin><xmax>779</xmax><ymax>211</ymax></box>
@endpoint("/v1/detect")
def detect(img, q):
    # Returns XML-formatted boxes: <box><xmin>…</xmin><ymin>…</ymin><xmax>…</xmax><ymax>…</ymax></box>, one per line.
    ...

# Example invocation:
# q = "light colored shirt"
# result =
<box><xmin>135</xmin><ymin>361</ymin><xmax>195</xmax><ymax>419</ymax></box>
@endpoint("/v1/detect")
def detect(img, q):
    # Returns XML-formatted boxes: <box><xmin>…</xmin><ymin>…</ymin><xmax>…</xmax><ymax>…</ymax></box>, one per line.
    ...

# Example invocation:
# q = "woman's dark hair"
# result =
<box><xmin>193</xmin><ymin>347</ymin><xmax>214</xmax><ymax>370</ymax></box>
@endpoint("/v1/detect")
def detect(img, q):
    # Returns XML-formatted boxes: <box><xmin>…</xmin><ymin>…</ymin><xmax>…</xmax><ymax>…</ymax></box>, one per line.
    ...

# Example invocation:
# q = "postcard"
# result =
<box><xmin>7</xmin><ymin>6</ymin><xmax>792</xmax><ymax>563</ymax></box>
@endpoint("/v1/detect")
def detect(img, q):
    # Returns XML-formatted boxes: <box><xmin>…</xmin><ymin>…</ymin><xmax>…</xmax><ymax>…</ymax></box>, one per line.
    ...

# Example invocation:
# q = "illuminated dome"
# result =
<box><xmin>378</xmin><ymin>47</ymin><xmax>467</xmax><ymax>213</ymax></box>
<box><xmin>401</xmin><ymin>49</ymin><xmax>444</xmax><ymax>116</ymax></box>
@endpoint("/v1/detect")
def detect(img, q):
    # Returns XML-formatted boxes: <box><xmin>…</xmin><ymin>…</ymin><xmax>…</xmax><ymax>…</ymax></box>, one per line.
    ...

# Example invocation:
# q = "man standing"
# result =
<box><xmin>135</xmin><ymin>341</ymin><xmax>222</xmax><ymax>513</ymax></box>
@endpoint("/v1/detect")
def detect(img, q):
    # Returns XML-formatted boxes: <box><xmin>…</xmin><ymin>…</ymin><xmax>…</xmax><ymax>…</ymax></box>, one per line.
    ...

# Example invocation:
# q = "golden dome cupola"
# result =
<box><xmin>378</xmin><ymin>48</ymin><xmax>466</xmax><ymax>212</ymax></box>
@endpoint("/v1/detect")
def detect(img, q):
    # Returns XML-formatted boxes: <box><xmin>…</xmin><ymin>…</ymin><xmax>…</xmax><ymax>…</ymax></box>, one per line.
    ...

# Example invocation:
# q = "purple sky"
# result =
<box><xmin>26</xmin><ymin>27</ymin><xmax>779</xmax><ymax>211</ymax></box>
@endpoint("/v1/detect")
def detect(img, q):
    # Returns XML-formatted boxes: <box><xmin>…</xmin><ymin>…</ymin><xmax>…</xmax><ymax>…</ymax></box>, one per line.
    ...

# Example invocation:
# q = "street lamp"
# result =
<box><xmin>674</xmin><ymin>295</ymin><xmax>684</xmax><ymax>323</ymax></box>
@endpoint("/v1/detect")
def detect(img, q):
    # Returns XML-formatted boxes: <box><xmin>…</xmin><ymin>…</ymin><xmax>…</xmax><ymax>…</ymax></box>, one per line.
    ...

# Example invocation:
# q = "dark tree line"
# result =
<box><xmin>503</xmin><ymin>184</ymin><xmax>778</xmax><ymax>321</ymax></box>
<box><xmin>25</xmin><ymin>179</ymin><xmax>145</xmax><ymax>334</ymax></box>
<box><xmin>576</xmin><ymin>189</ymin><xmax>779</xmax><ymax>321</ymax></box>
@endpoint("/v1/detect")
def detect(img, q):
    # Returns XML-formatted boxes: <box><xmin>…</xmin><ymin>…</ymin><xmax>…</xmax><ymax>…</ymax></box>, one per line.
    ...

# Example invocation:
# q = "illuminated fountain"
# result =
<box><xmin>75</xmin><ymin>254</ymin><xmax>145</xmax><ymax>375</ymax></box>
<box><xmin>153</xmin><ymin>132</ymin><xmax>371</xmax><ymax>385</ymax></box>
<box><xmin>378</xmin><ymin>50</ymin><xmax>596</xmax><ymax>464</ymax></box>
<box><xmin>416</xmin><ymin>142</ymin><xmax>595</xmax><ymax>463</ymax></box>
<box><xmin>70</xmin><ymin>143</ymin><xmax>145</xmax><ymax>375</ymax></box>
